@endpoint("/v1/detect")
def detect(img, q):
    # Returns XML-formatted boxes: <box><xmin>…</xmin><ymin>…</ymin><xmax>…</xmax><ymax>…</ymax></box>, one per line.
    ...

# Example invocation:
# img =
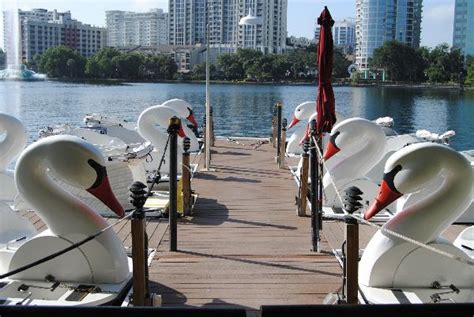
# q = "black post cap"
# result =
<box><xmin>129</xmin><ymin>181</ymin><xmax>148</xmax><ymax>210</ymax></box>
<box><xmin>183</xmin><ymin>137</ymin><xmax>191</xmax><ymax>152</ymax></box>
<box><xmin>167</xmin><ymin>116</ymin><xmax>181</xmax><ymax>133</ymax></box>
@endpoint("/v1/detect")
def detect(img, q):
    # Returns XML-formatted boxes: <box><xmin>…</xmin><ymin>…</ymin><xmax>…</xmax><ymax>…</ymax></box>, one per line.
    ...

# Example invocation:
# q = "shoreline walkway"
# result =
<box><xmin>148</xmin><ymin>139</ymin><xmax>341</xmax><ymax>316</ymax></box>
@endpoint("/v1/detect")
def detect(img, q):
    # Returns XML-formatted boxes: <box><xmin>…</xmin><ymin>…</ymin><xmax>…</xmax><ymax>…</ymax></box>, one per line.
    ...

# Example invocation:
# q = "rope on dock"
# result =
<box><xmin>311</xmin><ymin>136</ymin><xmax>474</xmax><ymax>268</ymax></box>
<box><xmin>0</xmin><ymin>211</ymin><xmax>135</xmax><ymax>280</ymax></box>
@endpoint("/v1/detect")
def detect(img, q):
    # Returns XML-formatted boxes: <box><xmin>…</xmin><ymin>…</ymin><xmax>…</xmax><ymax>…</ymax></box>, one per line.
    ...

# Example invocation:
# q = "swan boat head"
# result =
<box><xmin>0</xmin><ymin>113</ymin><xmax>27</xmax><ymax>172</ymax></box>
<box><xmin>288</xmin><ymin>101</ymin><xmax>348</xmax><ymax>130</ymax></box>
<box><xmin>364</xmin><ymin>143</ymin><xmax>472</xmax><ymax>228</ymax></box>
<box><xmin>138</xmin><ymin>106</ymin><xmax>187</xmax><ymax>145</ymax></box>
<box><xmin>288</xmin><ymin>101</ymin><xmax>315</xmax><ymax>129</ymax></box>
<box><xmin>323</xmin><ymin>118</ymin><xmax>386</xmax><ymax>178</ymax></box>
<box><xmin>161</xmin><ymin>98</ymin><xmax>198</xmax><ymax>129</ymax></box>
<box><xmin>138</xmin><ymin>104</ymin><xmax>201</xmax><ymax>155</ymax></box>
<box><xmin>9</xmin><ymin>135</ymin><xmax>129</xmax><ymax>283</ymax></box>
<box><xmin>359</xmin><ymin>143</ymin><xmax>473</xmax><ymax>290</ymax></box>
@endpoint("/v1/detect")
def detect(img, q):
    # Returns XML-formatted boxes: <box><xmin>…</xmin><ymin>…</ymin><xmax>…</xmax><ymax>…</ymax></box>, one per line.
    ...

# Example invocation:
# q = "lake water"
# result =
<box><xmin>0</xmin><ymin>81</ymin><xmax>473</xmax><ymax>151</ymax></box>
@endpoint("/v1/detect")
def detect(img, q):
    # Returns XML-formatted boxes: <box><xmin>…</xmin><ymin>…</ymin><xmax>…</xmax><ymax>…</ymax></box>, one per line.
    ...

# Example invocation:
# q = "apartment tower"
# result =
<box><xmin>3</xmin><ymin>8</ymin><xmax>106</xmax><ymax>63</ymax></box>
<box><xmin>453</xmin><ymin>0</ymin><xmax>474</xmax><ymax>56</ymax></box>
<box><xmin>168</xmin><ymin>0</ymin><xmax>287</xmax><ymax>54</ymax></box>
<box><xmin>355</xmin><ymin>0</ymin><xmax>423</xmax><ymax>70</ymax></box>
<box><xmin>105</xmin><ymin>9</ymin><xmax>168</xmax><ymax>48</ymax></box>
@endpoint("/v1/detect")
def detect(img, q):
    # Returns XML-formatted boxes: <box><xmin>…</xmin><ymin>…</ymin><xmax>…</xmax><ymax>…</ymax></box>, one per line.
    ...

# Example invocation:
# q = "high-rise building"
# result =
<box><xmin>355</xmin><ymin>0</ymin><xmax>423</xmax><ymax>70</ymax></box>
<box><xmin>106</xmin><ymin>9</ymin><xmax>168</xmax><ymax>48</ymax></box>
<box><xmin>168</xmin><ymin>0</ymin><xmax>287</xmax><ymax>54</ymax></box>
<box><xmin>3</xmin><ymin>8</ymin><xmax>106</xmax><ymax>63</ymax></box>
<box><xmin>453</xmin><ymin>0</ymin><xmax>474</xmax><ymax>56</ymax></box>
<box><xmin>333</xmin><ymin>18</ymin><xmax>356</xmax><ymax>54</ymax></box>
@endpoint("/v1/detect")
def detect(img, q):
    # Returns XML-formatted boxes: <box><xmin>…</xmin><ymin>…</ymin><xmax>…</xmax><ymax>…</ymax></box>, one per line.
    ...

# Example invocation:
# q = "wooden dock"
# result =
<box><xmin>18</xmin><ymin>137</ymin><xmax>468</xmax><ymax>315</ymax></box>
<box><xmin>148</xmin><ymin>139</ymin><xmax>341</xmax><ymax>316</ymax></box>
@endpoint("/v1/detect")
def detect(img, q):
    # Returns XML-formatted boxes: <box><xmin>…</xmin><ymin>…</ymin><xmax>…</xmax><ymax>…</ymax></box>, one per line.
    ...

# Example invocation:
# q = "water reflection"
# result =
<box><xmin>0</xmin><ymin>81</ymin><xmax>472</xmax><ymax>150</ymax></box>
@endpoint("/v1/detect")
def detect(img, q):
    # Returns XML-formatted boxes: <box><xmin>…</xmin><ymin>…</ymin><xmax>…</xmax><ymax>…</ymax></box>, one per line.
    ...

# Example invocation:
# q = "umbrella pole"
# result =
<box><xmin>310</xmin><ymin>119</ymin><xmax>321</xmax><ymax>252</ymax></box>
<box><xmin>317</xmin><ymin>136</ymin><xmax>323</xmax><ymax>231</ymax></box>
<box><xmin>276</xmin><ymin>102</ymin><xmax>282</xmax><ymax>163</ymax></box>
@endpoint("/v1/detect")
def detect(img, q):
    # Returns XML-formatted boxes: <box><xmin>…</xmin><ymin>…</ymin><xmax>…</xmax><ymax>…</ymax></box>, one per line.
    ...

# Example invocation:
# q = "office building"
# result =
<box><xmin>453</xmin><ymin>0</ymin><xmax>474</xmax><ymax>56</ymax></box>
<box><xmin>355</xmin><ymin>0</ymin><xmax>423</xmax><ymax>70</ymax></box>
<box><xmin>333</xmin><ymin>18</ymin><xmax>355</xmax><ymax>54</ymax></box>
<box><xmin>106</xmin><ymin>9</ymin><xmax>168</xmax><ymax>48</ymax></box>
<box><xmin>168</xmin><ymin>0</ymin><xmax>287</xmax><ymax>54</ymax></box>
<box><xmin>3</xmin><ymin>8</ymin><xmax>106</xmax><ymax>63</ymax></box>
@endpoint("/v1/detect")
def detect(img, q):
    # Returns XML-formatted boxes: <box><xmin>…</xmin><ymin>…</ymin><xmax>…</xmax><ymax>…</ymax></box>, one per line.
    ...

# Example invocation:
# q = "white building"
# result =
<box><xmin>333</xmin><ymin>18</ymin><xmax>355</xmax><ymax>54</ymax></box>
<box><xmin>105</xmin><ymin>9</ymin><xmax>168</xmax><ymax>48</ymax></box>
<box><xmin>3</xmin><ymin>8</ymin><xmax>106</xmax><ymax>63</ymax></box>
<box><xmin>355</xmin><ymin>0</ymin><xmax>423</xmax><ymax>70</ymax></box>
<box><xmin>168</xmin><ymin>0</ymin><xmax>287</xmax><ymax>54</ymax></box>
<box><xmin>287</xmin><ymin>36</ymin><xmax>313</xmax><ymax>49</ymax></box>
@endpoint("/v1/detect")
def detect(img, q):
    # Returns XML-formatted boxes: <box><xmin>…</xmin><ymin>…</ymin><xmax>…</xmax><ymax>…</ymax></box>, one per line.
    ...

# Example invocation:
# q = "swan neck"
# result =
<box><xmin>385</xmin><ymin>153</ymin><xmax>472</xmax><ymax>243</ymax></box>
<box><xmin>0</xmin><ymin>123</ymin><xmax>26</xmax><ymax>171</ymax></box>
<box><xmin>330</xmin><ymin>133</ymin><xmax>384</xmax><ymax>184</ymax></box>
<box><xmin>15</xmin><ymin>145</ymin><xmax>108</xmax><ymax>237</ymax></box>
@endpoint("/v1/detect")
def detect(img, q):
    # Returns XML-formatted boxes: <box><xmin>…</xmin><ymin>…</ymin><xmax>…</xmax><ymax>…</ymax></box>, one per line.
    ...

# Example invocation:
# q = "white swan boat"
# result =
<box><xmin>0</xmin><ymin>135</ymin><xmax>132</xmax><ymax>305</ymax></box>
<box><xmin>35</xmin><ymin>125</ymin><xmax>154</xmax><ymax>217</ymax></box>
<box><xmin>359</xmin><ymin>143</ymin><xmax>474</xmax><ymax>304</ymax></box>
<box><xmin>323</xmin><ymin>117</ymin><xmax>473</xmax><ymax>223</ymax></box>
<box><xmin>36</xmin><ymin>101</ymin><xmax>200</xmax><ymax>216</ymax></box>
<box><xmin>81</xmin><ymin>99</ymin><xmax>200</xmax><ymax>184</ymax></box>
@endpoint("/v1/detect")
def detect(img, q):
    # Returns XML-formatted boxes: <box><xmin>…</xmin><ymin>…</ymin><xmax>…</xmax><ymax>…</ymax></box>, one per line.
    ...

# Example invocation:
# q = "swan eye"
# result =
<box><xmin>87</xmin><ymin>159</ymin><xmax>107</xmax><ymax>189</ymax></box>
<box><xmin>382</xmin><ymin>165</ymin><xmax>402</xmax><ymax>193</ymax></box>
<box><xmin>187</xmin><ymin>107</ymin><xmax>193</xmax><ymax>115</ymax></box>
<box><xmin>330</xmin><ymin>131</ymin><xmax>341</xmax><ymax>149</ymax></box>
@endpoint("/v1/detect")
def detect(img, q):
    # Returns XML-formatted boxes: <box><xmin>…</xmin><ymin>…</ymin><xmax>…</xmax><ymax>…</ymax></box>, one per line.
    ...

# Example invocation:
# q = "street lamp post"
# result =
<box><xmin>239</xmin><ymin>1</ymin><xmax>262</xmax><ymax>51</ymax></box>
<box><xmin>204</xmin><ymin>22</ymin><xmax>212</xmax><ymax>171</ymax></box>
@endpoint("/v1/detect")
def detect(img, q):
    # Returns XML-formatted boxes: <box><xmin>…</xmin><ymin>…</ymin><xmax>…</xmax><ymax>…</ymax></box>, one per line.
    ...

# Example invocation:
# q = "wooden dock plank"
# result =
<box><xmin>149</xmin><ymin>139</ymin><xmax>342</xmax><ymax>313</ymax></box>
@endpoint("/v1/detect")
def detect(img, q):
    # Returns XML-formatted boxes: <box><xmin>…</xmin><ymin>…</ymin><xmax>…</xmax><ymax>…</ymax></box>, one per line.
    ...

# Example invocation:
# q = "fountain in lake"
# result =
<box><xmin>0</xmin><ymin>65</ymin><xmax>47</xmax><ymax>80</ymax></box>
<box><xmin>0</xmin><ymin>9</ymin><xmax>46</xmax><ymax>80</ymax></box>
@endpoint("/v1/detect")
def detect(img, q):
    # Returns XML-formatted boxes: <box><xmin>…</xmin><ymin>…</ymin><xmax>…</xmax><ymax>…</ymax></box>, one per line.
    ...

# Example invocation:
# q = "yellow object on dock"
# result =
<box><xmin>144</xmin><ymin>180</ymin><xmax>184</xmax><ymax>215</ymax></box>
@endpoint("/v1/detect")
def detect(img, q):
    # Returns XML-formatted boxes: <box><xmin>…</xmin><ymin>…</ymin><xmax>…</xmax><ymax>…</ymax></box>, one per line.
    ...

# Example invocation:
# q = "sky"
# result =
<box><xmin>0</xmin><ymin>0</ymin><xmax>455</xmax><ymax>49</ymax></box>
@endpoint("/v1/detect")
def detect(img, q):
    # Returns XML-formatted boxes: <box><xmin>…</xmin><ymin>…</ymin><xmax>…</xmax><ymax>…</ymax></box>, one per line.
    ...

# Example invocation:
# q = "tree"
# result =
<box><xmin>466</xmin><ymin>55</ymin><xmax>474</xmax><ymax>85</ymax></box>
<box><xmin>112</xmin><ymin>53</ymin><xmax>145</xmax><ymax>79</ymax></box>
<box><xmin>85</xmin><ymin>47</ymin><xmax>122</xmax><ymax>78</ymax></box>
<box><xmin>287</xmin><ymin>49</ymin><xmax>316</xmax><ymax>80</ymax></box>
<box><xmin>371</xmin><ymin>40</ymin><xmax>425</xmax><ymax>82</ymax></box>
<box><xmin>157</xmin><ymin>55</ymin><xmax>178</xmax><ymax>80</ymax></box>
<box><xmin>39</xmin><ymin>45</ymin><xmax>86</xmax><ymax>78</ymax></box>
<box><xmin>270</xmin><ymin>54</ymin><xmax>292</xmax><ymax>81</ymax></box>
<box><xmin>217</xmin><ymin>53</ymin><xmax>244</xmax><ymax>80</ymax></box>
<box><xmin>191</xmin><ymin>63</ymin><xmax>206</xmax><ymax>80</ymax></box>
<box><xmin>333</xmin><ymin>48</ymin><xmax>352</xmax><ymax>78</ymax></box>
<box><xmin>425</xmin><ymin>43</ymin><xmax>464</xmax><ymax>83</ymax></box>
<box><xmin>191</xmin><ymin>62</ymin><xmax>221</xmax><ymax>80</ymax></box>
<box><xmin>0</xmin><ymin>49</ymin><xmax>5</xmax><ymax>68</ymax></box>
<box><xmin>66</xmin><ymin>59</ymin><xmax>75</xmax><ymax>78</ymax></box>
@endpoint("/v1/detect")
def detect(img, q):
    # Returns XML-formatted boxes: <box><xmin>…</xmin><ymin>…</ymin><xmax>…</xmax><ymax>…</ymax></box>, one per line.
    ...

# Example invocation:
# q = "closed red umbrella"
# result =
<box><xmin>316</xmin><ymin>6</ymin><xmax>336</xmax><ymax>134</ymax></box>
